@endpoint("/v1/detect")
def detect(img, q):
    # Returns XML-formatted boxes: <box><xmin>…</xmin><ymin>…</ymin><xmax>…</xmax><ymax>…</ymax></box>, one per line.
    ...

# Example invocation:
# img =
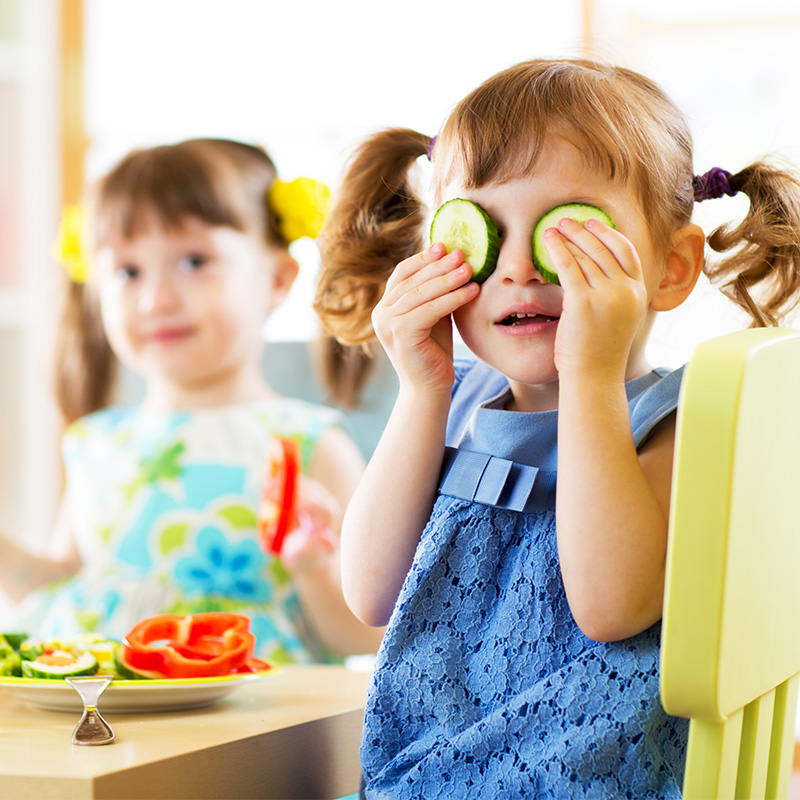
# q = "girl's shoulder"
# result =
<box><xmin>628</xmin><ymin>365</ymin><xmax>686</xmax><ymax>447</ymax></box>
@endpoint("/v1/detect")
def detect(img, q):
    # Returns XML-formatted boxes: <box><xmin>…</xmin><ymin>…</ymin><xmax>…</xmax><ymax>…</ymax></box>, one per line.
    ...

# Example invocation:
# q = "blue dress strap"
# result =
<box><xmin>629</xmin><ymin>366</ymin><xmax>685</xmax><ymax>447</ymax></box>
<box><xmin>446</xmin><ymin>360</ymin><xmax>509</xmax><ymax>445</ymax></box>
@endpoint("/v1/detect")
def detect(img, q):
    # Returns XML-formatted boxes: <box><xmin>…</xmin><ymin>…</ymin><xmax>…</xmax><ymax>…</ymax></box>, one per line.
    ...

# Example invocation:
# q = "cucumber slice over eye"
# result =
<box><xmin>532</xmin><ymin>203</ymin><xmax>615</xmax><ymax>285</ymax></box>
<box><xmin>430</xmin><ymin>198</ymin><xmax>499</xmax><ymax>283</ymax></box>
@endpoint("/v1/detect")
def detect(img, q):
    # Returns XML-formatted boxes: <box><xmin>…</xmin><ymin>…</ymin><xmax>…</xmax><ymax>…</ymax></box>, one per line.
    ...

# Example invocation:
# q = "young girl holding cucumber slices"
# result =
<box><xmin>314</xmin><ymin>59</ymin><xmax>800</xmax><ymax>798</ymax></box>
<box><xmin>0</xmin><ymin>137</ymin><xmax>383</xmax><ymax>663</ymax></box>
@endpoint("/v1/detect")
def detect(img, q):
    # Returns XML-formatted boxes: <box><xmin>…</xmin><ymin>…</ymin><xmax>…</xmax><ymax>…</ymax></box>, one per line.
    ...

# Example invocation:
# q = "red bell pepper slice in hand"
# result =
<box><xmin>120</xmin><ymin>612</ymin><xmax>268</xmax><ymax>679</ymax></box>
<box><xmin>258</xmin><ymin>438</ymin><xmax>301</xmax><ymax>555</ymax></box>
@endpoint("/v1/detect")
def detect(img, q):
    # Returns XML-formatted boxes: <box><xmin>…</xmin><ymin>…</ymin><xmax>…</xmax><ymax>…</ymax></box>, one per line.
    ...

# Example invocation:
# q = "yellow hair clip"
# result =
<box><xmin>53</xmin><ymin>204</ymin><xmax>90</xmax><ymax>284</ymax></box>
<box><xmin>268</xmin><ymin>177</ymin><xmax>330</xmax><ymax>244</ymax></box>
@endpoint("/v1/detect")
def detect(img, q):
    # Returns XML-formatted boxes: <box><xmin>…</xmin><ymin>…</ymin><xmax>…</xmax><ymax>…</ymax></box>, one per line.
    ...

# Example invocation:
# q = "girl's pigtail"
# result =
<box><xmin>53</xmin><ymin>278</ymin><xmax>116</xmax><ymax>426</ymax></box>
<box><xmin>703</xmin><ymin>161</ymin><xmax>800</xmax><ymax>327</ymax></box>
<box><xmin>314</xmin><ymin>127</ymin><xmax>431</xmax><ymax>405</ymax></box>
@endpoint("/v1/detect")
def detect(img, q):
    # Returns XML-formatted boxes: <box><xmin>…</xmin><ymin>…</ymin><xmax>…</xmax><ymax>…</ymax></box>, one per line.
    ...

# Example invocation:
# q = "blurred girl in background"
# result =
<box><xmin>1</xmin><ymin>137</ymin><xmax>382</xmax><ymax>662</ymax></box>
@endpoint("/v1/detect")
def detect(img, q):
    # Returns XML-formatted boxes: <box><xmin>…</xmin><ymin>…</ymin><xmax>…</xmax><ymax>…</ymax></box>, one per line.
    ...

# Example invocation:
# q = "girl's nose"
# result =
<box><xmin>493</xmin><ymin>235</ymin><xmax>548</xmax><ymax>286</ymax></box>
<box><xmin>138</xmin><ymin>272</ymin><xmax>180</xmax><ymax>314</ymax></box>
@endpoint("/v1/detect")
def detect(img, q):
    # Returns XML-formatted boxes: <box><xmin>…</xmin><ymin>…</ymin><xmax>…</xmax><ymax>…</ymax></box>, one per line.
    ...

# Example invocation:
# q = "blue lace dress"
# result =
<box><xmin>361</xmin><ymin>360</ymin><xmax>689</xmax><ymax>799</ymax></box>
<box><xmin>8</xmin><ymin>399</ymin><xmax>343</xmax><ymax>663</ymax></box>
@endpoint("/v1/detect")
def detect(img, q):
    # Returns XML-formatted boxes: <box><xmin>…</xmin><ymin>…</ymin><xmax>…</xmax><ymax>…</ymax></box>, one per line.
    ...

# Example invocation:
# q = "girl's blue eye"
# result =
<box><xmin>179</xmin><ymin>254</ymin><xmax>206</xmax><ymax>271</ymax></box>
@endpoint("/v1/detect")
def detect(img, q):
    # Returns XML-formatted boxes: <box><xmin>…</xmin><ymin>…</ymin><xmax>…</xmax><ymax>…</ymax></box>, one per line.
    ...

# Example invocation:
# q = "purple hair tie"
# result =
<box><xmin>693</xmin><ymin>167</ymin><xmax>738</xmax><ymax>202</ymax></box>
<box><xmin>426</xmin><ymin>136</ymin><xmax>437</xmax><ymax>162</ymax></box>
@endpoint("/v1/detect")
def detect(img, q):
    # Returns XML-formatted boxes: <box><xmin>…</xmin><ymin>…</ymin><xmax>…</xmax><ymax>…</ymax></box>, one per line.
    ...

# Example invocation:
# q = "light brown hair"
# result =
<box><xmin>315</xmin><ymin>58</ymin><xmax>800</xmax><ymax>401</ymax></box>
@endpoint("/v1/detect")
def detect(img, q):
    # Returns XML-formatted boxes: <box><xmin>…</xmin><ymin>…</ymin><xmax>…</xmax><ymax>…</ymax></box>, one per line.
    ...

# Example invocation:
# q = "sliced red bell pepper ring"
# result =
<box><xmin>120</xmin><ymin>613</ymin><xmax>266</xmax><ymax>679</ymax></box>
<box><xmin>258</xmin><ymin>438</ymin><xmax>301</xmax><ymax>555</ymax></box>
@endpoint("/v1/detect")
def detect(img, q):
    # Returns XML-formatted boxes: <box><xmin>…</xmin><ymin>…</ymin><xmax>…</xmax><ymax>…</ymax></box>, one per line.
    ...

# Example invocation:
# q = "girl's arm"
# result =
<box><xmin>556</xmin><ymin>374</ymin><xmax>675</xmax><ymax>642</ymax></box>
<box><xmin>339</xmin><ymin>243</ymin><xmax>479</xmax><ymax>627</ymax></box>
<box><xmin>547</xmin><ymin>218</ymin><xmax>675</xmax><ymax>641</ymax></box>
<box><xmin>0</xmin><ymin>500</ymin><xmax>81</xmax><ymax>604</ymax></box>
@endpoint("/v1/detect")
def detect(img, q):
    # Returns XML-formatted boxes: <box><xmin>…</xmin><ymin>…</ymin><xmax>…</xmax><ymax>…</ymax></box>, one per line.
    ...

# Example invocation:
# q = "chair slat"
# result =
<box><xmin>765</xmin><ymin>673</ymin><xmax>800</xmax><ymax>800</ymax></box>
<box><xmin>683</xmin><ymin>708</ymin><xmax>743</xmax><ymax>800</ymax></box>
<box><xmin>735</xmin><ymin>688</ymin><xmax>775</xmax><ymax>799</ymax></box>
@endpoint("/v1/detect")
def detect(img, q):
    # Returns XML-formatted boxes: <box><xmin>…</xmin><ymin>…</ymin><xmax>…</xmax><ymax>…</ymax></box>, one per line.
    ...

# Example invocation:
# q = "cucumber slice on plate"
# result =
<box><xmin>430</xmin><ymin>198</ymin><xmax>499</xmax><ymax>283</ymax></box>
<box><xmin>21</xmin><ymin>649</ymin><xmax>98</xmax><ymax>679</ymax></box>
<box><xmin>532</xmin><ymin>203</ymin><xmax>615</xmax><ymax>285</ymax></box>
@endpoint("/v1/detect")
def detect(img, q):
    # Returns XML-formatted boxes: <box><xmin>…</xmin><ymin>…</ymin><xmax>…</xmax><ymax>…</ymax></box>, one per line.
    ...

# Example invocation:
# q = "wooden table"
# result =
<box><xmin>0</xmin><ymin>665</ymin><xmax>370</xmax><ymax>799</ymax></box>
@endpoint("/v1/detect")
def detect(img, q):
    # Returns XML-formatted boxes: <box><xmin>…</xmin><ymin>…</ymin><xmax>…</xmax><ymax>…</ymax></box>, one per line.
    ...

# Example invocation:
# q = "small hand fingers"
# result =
<box><xmin>558</xmin><ymin>218</ymin><xmax>642</xmax><ymax>280</ymax></box>
<box><xmin>382</xmin><ymin>249</ymin><xmax>474</xmax><ymax>316</ymax></box>
<box><xmin>387</xmin><ymin>242</ymin><xmax>453</xmax><ymax>290</ymax></box>
<box><xmin>373</xmin><ymin>263</ymin><xmax>478</xmax><ymax>350</ymax></box>
<box><xmin>379</xmin><ymin>278</ymin><xmax>479</xmax><ymax>338</ymax></box>
<box><xmin>584</xmin><ymin>219</ymin><xmax>642</xmax><ymax>280</ymax></box>
<box><xmin>540</xmin><ymin>229</ymin><xmax>592</xmax><ymax>289</ymax></box>
<box><xmin>558</xmin><ymin>236</ymin><xmax>608</xmax><ymax>287</ymax></box>
<box><xmin>554</xmin><ymin>219</ymin><xmax>623</xmax><ymax>281</ymax></box>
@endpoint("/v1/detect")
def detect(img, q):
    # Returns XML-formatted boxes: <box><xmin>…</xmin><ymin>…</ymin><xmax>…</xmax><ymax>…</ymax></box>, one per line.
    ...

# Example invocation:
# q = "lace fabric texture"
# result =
<box><xmin>362</xmin><ymin>361</ymin><xmax>688</xmax><ymax>799</ymax></box>
<box><xmin>363</xmin><ymin>499</ymin><xmax>687</xmax><ymax>799</ymax></box>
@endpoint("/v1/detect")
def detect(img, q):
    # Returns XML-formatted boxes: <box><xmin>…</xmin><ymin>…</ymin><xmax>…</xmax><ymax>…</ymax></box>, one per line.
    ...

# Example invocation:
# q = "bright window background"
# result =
<box><xmin>85</xmin><ymin>0</ymin><xmax>800</xmax><ymax>366</ymax></box>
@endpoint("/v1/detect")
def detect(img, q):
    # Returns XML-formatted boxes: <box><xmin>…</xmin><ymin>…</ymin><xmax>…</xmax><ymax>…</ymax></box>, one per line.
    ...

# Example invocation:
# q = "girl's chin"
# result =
<box><xmin>464</xmin><ymin>341</ymin><xmax>558</xmax><ymax>383</ymax></box>
<box><xmin>506</xmin><ymin>367</ymin><xmax>560</xmax><ymax>388</ymax></box>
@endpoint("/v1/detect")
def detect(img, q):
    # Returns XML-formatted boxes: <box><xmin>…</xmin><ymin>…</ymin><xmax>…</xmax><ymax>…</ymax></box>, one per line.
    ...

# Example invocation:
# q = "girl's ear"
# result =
<box><xmin>267</xmin><ymin>249</ymin><xmax>300</xmax><ymax>312</ymax></box>
<box><xmin>649</xmin><ymin>224</ymin><xmax>705</xmax><ymax>312</ymax></box>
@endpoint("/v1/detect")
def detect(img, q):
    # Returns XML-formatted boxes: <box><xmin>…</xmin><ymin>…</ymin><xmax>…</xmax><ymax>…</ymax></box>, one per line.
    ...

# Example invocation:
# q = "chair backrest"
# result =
<box><xmin>661</xmin><ymin>327</ymin><xmax>800</xmax><ymax>799</ymax></box>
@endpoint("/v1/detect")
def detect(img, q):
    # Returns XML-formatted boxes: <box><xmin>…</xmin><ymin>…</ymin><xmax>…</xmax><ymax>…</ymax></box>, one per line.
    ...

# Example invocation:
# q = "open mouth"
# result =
<box><xmin>498</xmin><ymin>312</ymin><xmax>559</xmax><ymax>326</ymax></box>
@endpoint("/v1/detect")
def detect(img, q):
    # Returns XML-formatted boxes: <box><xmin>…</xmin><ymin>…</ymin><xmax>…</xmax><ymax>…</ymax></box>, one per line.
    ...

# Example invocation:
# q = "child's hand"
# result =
<box><xmin>543</xmin><ymin>217</ymin><xmax>649</xmax><ymax>382</ymax></box>
<box><xmin>278</xmin><ymin>476</ymin><xmax>339</xmax><ymax>573</ymax></box>
<box><xmin>372</xmin><ymin>242</ymin><xmax>480</xmax><ymax>395</ymax></box>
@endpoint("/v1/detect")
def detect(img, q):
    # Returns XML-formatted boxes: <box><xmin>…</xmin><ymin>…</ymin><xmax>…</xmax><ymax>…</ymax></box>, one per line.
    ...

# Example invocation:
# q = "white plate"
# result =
<box><xmin>0</xmin><ymin>669</ymin><xmax>276</xmax><ymax>713</ymax></box>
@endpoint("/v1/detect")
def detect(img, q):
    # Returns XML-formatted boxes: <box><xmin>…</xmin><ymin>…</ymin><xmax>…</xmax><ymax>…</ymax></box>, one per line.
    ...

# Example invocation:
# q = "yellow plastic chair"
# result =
<box><xmin>661</xmin><ymin>327</ymin><xmax>800</xmax><ymax>800</ymax></box>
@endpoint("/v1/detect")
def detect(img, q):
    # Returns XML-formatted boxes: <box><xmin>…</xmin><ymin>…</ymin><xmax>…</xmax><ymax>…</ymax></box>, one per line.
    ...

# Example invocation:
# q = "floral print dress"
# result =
<box><xmin>8</xmin><ymin>399</ymin><xmax>343</xmax><ymax>663</ymax></box>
